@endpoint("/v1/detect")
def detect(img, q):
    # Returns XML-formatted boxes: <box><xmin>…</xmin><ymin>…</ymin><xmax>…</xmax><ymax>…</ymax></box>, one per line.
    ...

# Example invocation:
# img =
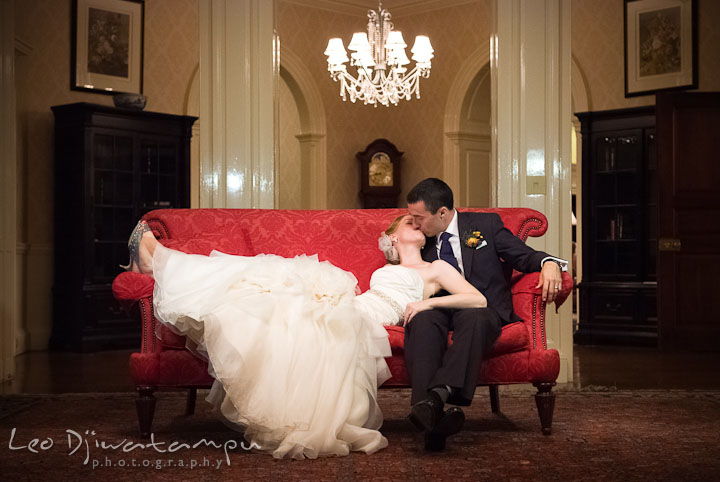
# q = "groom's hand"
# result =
<box><xmin>537</xmin><ymin>261</ymin><xmax>562</xmax><ymax>303</ymax></box>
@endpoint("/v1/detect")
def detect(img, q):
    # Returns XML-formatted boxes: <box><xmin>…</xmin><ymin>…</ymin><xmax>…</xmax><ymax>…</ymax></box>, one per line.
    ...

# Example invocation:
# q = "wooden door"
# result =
<box><xmin>657</xmin><ymin>92</ymin><xmax>720</xmax><ymax>351</ymax></box>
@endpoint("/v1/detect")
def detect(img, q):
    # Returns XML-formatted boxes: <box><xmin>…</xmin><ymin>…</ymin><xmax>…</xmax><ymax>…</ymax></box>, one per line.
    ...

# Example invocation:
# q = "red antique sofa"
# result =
<box><xmin>112</xmin><ymin>208</ymin><xmax>572</xmax><ymax>438</ymax></box>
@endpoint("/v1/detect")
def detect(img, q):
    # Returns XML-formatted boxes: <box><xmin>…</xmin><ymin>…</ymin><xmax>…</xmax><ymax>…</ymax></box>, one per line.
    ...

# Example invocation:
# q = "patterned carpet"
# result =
<box><xmin>1</xmin><ymin>387</ymin><xmax>719</xmax><ymax>482</ymax></box>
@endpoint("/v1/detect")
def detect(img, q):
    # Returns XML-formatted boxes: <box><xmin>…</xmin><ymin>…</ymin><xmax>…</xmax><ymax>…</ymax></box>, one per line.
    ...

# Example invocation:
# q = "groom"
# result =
<box><xmin>404</xmin><ymin>178</ymin><xmax>566</xmax><ymax>450</ymax></box>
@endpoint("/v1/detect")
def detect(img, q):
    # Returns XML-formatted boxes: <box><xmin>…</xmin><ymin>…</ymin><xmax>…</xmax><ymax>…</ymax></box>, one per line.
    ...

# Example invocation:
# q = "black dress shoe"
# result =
<box><xmin>423</xmin><ymin>407</ymin><xmax>465</xmax><ymax>452</ymax></box>
<box><xmin>408</xmin><ymin>390</ymin><xmax>444</xmax><ymax>432</ymax></box>
<box><xmin>434</xmin><ymin>406</ymin><xmax>465</xmax><ymax>436</ymax></box>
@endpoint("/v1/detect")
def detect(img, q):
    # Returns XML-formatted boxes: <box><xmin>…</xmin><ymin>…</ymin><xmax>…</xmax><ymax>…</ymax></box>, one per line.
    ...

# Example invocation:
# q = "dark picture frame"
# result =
<box><xmin>71</xmin><ymin>0</ymin><xmax>144</xmax><ymax>95</ymax></box>
<box><xmin>624</xmin><ymin>0</ymin><xmax>697</xmax><ymax>97</ymax></box>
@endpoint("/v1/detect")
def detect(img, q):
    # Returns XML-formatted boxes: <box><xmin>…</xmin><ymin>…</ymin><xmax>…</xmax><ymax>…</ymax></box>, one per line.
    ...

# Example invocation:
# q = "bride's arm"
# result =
<box><xmin>403</xmin><ymin>261</ymin><xmax>487</xmax><ymax>325</ymax></box>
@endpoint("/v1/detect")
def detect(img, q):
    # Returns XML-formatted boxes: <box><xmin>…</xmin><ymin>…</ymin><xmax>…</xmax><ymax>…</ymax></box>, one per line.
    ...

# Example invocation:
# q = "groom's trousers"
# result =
<box><xmin>404</xmin><ymin>307</ymin><xmax>502</xmax><ymax>406</ymax></box>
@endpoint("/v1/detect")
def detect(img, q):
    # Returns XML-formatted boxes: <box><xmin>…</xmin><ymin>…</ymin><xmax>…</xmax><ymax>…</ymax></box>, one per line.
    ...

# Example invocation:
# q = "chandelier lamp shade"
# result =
<box><xmin>324</xmin><ymin>2</ymin><xmax>434</xmax><ymax>107</ymax></box>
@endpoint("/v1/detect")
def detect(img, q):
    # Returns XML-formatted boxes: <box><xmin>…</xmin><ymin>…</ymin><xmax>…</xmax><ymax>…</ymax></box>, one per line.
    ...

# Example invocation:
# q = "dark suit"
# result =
<box><xmin>404</xmin><ymin>211</ymin><xmax>551</xmax><ymax>406</ymax></box>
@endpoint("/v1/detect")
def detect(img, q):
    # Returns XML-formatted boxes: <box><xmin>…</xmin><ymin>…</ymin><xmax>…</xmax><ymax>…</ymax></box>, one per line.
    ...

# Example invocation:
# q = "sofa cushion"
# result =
<box><xmin>477</xmin><ymin>348</ymin><xmax>560</xmax><ymax>384</ymax></box>
<box><xmin>490</xmin><ymin>321</ymin><xmax>530</xmax><ymax>355</ymax></box>
<box><xmin>386</xmin><ymin>325</ymin><xmax>406</xmax><ymax>356</ymax></box>
<box><xmin>385</xmin><ymin>320</ymin><xmax>528</xmax><ymax>358</ymax></box>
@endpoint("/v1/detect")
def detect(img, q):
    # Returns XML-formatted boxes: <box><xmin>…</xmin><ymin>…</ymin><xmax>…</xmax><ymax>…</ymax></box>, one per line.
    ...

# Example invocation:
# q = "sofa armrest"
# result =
<box><xmin>510</xmin><ymin>271</ymin><xmax>573</xmax><ymax>309</ymax></box>
<box><xmin>510</xmin><ymin>271</ymin><xmax>572</xmax><ymax>351</ymax></box>
<box><xmin>112</xmin><ymin>272</ymin><xmax>159</xmax><ymax>354</ymax></box>
<box><xmin>112</xmin><ymin>271</ymin><xmax>155</xmax><ymax>303</ymax></box>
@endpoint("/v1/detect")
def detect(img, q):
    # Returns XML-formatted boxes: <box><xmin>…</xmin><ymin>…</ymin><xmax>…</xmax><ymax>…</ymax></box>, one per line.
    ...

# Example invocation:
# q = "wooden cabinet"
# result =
<box><xmin>575</xmin><ymin>107</ymin><xmax>657</xmax><ymax>346</ymax></box>
<box><xmin>50</xmin><ymin>103</ymin><xmax>197</xmax><ymax>351</ymax></box>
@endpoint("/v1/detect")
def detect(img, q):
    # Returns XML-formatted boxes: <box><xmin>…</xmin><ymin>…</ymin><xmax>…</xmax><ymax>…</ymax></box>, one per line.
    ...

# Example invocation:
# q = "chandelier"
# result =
<box><xmin>324</xmin><ymin>2</ymin><xmax>434</xmax><ymax>107</ymax></box>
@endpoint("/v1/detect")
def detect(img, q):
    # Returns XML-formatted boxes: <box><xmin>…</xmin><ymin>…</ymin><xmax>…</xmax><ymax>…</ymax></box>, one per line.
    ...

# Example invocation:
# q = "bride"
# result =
<box><xmin>124</xmin><ymin>214</ymin><xmax>487</xmax><ymax>459</ymax></box>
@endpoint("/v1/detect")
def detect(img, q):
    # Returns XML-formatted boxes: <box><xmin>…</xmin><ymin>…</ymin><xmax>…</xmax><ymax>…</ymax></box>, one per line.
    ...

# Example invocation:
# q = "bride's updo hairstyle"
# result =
<box><xmin>378</xmin><ymin>215</ymin><xmax>405</xmax><ymax>265</ymax></box>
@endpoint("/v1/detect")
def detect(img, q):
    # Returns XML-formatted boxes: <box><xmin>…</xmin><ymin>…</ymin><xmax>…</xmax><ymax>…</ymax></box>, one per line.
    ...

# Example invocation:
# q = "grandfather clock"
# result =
<box><xmin>357</xmin><ymin>138</ymin><xmax>403</xmax><ymax>208</ymax></box>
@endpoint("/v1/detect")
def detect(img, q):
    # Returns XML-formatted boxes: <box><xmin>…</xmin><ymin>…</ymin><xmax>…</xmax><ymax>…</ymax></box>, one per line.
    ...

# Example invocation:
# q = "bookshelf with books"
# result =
<box><xmin>576</xmin><ymin>107</ymin><xmax>657</xmax><ymax>345</ymax></box>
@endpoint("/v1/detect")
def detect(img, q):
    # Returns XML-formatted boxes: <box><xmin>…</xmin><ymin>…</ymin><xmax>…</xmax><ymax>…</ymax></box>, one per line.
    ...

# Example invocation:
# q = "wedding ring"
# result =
<box><xmin>554</xmin><ymin>285</ymin><xmax>560</xmax><ymax>290</ymax></box>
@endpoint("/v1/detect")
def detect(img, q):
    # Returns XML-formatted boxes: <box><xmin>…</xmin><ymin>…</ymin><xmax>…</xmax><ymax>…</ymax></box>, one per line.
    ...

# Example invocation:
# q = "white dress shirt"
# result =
<box><xmin>541</xmin><ymin>256</ymin><xmax>569</xmax><ymax>271</ymax></box>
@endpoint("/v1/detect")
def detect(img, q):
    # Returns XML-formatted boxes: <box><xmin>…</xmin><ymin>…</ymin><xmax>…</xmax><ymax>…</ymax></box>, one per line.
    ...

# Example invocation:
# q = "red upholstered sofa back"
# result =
<box><xmin>143</xmin><ymin>208</ymin><xmax>549</xmax><ymax>291</ymax></box>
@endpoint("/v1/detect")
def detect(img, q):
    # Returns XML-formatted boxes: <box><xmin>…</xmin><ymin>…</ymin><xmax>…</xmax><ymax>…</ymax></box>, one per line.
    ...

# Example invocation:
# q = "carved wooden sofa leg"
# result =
<box><xmin>136</xmin><ymin>387</ymin><xmax>157</xmax><ymax>438</ymax></box>
<box><xmin>185</xmin><ymin>388</ymin><xmax>197</xmax><ymax>415</ymax></box>
<box><xmin>489</xmin><ymin>385</ymin><xmax>500</xmax><ymax>413</ymax></box>
<box><xmin>533</xmin><ymin>381</ymin><xmax>556</xmax><ymax>435</ymax></box>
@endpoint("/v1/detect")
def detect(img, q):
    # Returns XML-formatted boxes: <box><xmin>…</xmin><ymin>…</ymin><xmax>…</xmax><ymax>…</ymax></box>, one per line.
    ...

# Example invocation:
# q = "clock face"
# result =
<box><xmin>369</xmin><ymin>152</ymin><xmax>393</xmax><ymax>187</ymax></box>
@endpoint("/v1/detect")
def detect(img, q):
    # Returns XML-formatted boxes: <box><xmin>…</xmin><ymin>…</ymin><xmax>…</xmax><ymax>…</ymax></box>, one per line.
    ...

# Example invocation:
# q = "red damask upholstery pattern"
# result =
<box><xmin>113</xmin><ymin>207</ymin><xmax>572</xmax><ymax>436</ymax></box>
<box><xmin>136</xmin><ymin>208</ymin><xmax>552</xmax><ymax>292</ymax></box>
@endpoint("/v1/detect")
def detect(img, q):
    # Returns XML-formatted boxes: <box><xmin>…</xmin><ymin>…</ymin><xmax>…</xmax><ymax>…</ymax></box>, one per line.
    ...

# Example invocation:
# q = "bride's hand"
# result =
<box><xmin>355</xmin><ymin>285</ymin><xmax>362</xmax><ymax>296</ymax></box>
<box><xmin>403</xmin><ymin>300</ymin><xmax>432</xmax><ymax>326</ymax></box>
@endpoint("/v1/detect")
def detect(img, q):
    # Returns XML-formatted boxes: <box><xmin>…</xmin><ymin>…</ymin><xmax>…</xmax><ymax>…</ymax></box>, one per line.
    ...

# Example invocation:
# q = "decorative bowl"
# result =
<box><xmin>113</xmin><ymin>93</ymin><xmax>147</xmax><ymax>110</ymax></box>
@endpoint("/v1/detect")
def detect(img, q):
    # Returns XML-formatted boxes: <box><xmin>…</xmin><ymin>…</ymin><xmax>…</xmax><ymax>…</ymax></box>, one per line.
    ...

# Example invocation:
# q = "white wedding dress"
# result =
<box><xmin>151</xmin><ymin>244</ymin><xmax>423</xmax><ymax>459</ymax></box>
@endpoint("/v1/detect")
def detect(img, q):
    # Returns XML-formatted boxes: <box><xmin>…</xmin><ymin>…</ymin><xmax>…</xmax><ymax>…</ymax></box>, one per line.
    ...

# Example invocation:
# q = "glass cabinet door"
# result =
<box><xmin>91</xmin><ymin>132</ymin><xmax>134</xmax><ymax>282</ymax></box>
<box><xmin>90</xmin><ymin>132</ymin><xmax>185</xmax><ymax>282</ymax></box>
<box><xmin>140</xmin><ymin>137</ymin><xmax>180</xmax><ymax>215</ymax></box>
<box><xmin>645</xmin><ymin>129</ymin><xmax>658</xmax><ymax>281</ymax></box>
<box><xmin>590</xmin><ymin>130</ymin><xmax>643</xmax><ymax>281</ymax></box>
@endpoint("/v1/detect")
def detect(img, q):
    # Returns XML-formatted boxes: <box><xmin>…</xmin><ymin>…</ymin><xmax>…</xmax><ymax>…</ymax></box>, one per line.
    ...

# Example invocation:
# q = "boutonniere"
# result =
<box><xmin>462</xmin><ymin>230</ymin><xmax>488</xmax><ymax>249</ymax></box>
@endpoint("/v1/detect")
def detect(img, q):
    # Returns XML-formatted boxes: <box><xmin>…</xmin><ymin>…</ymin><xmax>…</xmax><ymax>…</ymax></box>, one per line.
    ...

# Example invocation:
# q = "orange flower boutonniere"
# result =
<box><xmin>462</xmin><ymin>230</ymin><xmax>487</xmax><ymax>249</ymax></box>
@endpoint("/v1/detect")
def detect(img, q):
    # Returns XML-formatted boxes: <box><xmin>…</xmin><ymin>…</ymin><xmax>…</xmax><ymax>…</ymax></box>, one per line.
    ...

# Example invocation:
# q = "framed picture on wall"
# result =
<box><xmin>624</xmin><ymin>0</ymin><xmax>697</xmax><ymax>97</ymax></box>
<box><xmin>72</xmin><ymin>0</ymin><xmax>144</xmax><ymax>94</ymax></box>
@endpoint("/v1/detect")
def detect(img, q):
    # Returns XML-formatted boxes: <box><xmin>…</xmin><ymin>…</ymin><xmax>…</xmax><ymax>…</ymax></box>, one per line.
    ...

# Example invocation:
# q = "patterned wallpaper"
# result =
<box><xmin>571</xmin><ymin>0</ymin><xmax>720</xmax><ymax>113</ymax></box>
<box><xmin>277</xmin><ymin>0</ymin><xmax>492</xmax><ymax>208</ymax></box>
<box><xmin>22</xmin><ymin>1</ymin><xmax>719</xmax><ymax>224</ymax></box>
<box><xmin>143</xmin><ymin>0</ymin><xmax>199</xmax><ymax>115</ymax></box>
<box><xmin>14</xmin><ymin>0</ymin><xmax>199</xmax><ymax>244</ymax></box>
<box><xmin>13</xmin><ymin>0</ymin><xmax>719</xmax><ymax>239</ymax></box>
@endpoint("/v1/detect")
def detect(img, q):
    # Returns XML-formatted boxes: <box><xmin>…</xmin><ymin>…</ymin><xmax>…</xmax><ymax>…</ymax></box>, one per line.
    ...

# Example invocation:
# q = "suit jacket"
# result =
<box><xmin>421</xmin><ymin>211</ymin><xmax>550</xmax><ymax>324</ymax></box>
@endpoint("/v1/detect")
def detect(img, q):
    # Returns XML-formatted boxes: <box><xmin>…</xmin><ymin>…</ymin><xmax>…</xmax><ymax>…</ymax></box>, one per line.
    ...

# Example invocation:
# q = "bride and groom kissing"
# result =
<box><xmin>124</xmin><ymin>177</ymin><xmax>566</xmax><ymax>459</ymax></box>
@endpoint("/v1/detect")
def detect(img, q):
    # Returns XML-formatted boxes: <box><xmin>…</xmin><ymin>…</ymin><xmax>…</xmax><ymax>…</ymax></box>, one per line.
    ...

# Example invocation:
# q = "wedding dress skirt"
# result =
<box><xmin>151</xmin><ymin>244</ymin><xmax>395</xmax><ymax>459</ymax></box>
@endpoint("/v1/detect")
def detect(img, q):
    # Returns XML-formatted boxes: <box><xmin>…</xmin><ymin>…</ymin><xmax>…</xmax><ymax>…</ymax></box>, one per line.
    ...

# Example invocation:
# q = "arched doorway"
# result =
<box><xmin>278</xmin><ymin>73</ymin><xmax>303</xmax><ymax>208</ymax></box>
<box><xmin>278</xmin><ymin>47</ymin><xmax>327</xmax><ymax>209</ymax></box>
<box><xmin>443</xmin><ymin>42</ymin><xmax>492</xmax><ymax>207</ymax></box>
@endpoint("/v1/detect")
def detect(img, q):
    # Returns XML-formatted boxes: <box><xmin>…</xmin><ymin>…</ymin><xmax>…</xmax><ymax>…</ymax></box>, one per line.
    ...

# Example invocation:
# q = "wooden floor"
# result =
<box><xmin>3</xmin><ymin>344</ymin><xmax>720</xmax><ymax>394</ymax></box>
